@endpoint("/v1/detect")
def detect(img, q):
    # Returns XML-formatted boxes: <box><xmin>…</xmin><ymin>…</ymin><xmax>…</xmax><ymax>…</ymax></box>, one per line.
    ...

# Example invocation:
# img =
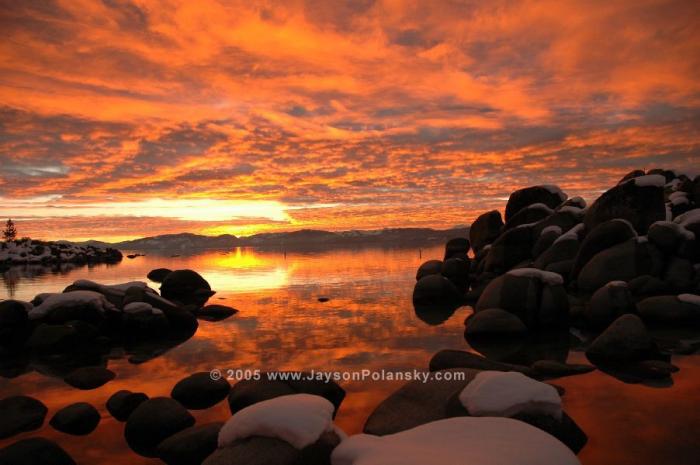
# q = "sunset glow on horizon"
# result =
<box><xmin>1</xmin><ymin>0</ymin><xmax>699</xmax><ymax>241</ymax></box>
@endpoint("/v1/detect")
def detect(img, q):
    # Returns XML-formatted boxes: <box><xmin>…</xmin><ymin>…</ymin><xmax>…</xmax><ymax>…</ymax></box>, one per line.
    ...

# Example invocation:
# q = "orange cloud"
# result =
<box><xmin>0</xmin><ymin>0</ymin><xmax>698</xmax><ymax>240</ymax></box>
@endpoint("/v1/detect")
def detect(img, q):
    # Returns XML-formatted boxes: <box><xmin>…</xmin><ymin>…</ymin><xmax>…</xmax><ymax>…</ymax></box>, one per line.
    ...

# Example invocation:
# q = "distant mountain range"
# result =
<box><xmin>78</xmin><ymin>228</ymin><xmax>470</xmax><ymax>251</ymax></box>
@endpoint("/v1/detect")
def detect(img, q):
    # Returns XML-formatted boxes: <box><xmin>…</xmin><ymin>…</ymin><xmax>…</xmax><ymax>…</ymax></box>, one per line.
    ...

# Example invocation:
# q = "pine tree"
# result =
<box><xmin>3</xmin><ymin>219</ymin><xmax>17</xmax><ymax>242</ymax></box>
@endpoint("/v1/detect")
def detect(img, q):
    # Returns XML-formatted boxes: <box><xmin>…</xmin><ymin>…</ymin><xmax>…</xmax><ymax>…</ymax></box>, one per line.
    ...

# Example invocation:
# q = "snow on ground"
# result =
<box><xmin>331</xmin><ymin>417</ymin><xmax>579</xmax><ymax>465</ymax></box>
<box><xmin>459</xmin><ymin>371</ymin><xmax>562</xmax><ymax>419</ymax></box>
<box><xmin>218</xmin><ymin>394</ymin><xmax>336</xmax><ymax>449</ymax></box>
<box><xmin>28</xmin><ymin>290</ymin><xmax>118</xmax><ymax>320</ymax></box>
<box><xmin>675</xmin><ymin>209</ymin><xmax>700</xmax><ymax>227</ymax></box>
<box><xmin>506</xmin><ymin>268</ymin><xmax>564</xmax><ymax>286</ymax></box>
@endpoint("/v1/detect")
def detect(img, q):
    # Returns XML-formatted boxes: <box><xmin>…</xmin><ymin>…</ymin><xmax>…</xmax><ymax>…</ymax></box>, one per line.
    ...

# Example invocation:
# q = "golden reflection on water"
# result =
<box><xmin>1</xmin><ymin>245</ymin><xmax>699</xmax><ymax>465</ymax></box>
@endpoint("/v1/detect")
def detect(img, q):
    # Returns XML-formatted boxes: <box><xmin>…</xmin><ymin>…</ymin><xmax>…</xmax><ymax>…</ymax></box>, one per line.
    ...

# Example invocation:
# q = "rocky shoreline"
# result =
<box><xmin>1</xmin><ymin>168</ymin><xmax>699</xmax><ymax>465</ymax></box>
<box><xmin>0</xmin><ymin>239</ymin><xmax>122</xmax><ymax>269</ymax></box>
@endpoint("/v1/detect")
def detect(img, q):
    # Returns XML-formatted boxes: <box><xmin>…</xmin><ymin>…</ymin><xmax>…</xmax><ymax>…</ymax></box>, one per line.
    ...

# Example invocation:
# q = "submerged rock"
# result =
<box><xmin>585</xmin><ymin>314</ymin><xmax>659</xmax><ymax>365</ymax></box>
<box><xmin>0</xmin><ymin>395</ymin><xmax>47</xmax><ymax>439</ymax></box>
<box><xmin>124</xmin><ymin>397</ymin><xmax>195</xmax><ymax>457</ymax></box>
<box><xmin>171</xmin><ymin>372</ymin><xmax>231</xmax><ymax>410</ymax></box>
<box><xmin>0</xmin><ymin>437</ymin><xmax>76</xmax><ymax>465</ymax></box>
<box><xmin>416</xmin><ymin>260</ymin><xmax>443</xmax><ymax>281</ymax></box>
<box><xmin>412</xmin><ymin>275</ymin><xmax>462</xmax><ymax>307</ymax></box>
<box><xmin>63</xmin><ymin>366</ymin><xmax>115</xmax><ymax>390</ymax></box>
<box><xmin>428</xmin><ymin>350</ymin><xmax>532</xmax><ymax>375</ymax></box>
<box><xmin>106</xmin><ymin>390</ymin><xmax>149</xmax><ymax>421</ymax></box>
<box><xmin>197</xmin><ymin>305</ymin><xmax>238</xmax><ymax>322</ymax></box>
<box><xmin>49</xmin><ymin>402</ymin><xmax>100</xmax><ymax>435</ymax></box>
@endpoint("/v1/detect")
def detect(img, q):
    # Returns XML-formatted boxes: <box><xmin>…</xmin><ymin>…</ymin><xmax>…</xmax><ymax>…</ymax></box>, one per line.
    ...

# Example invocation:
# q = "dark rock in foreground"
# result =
<box><xmin>124</xmin><ymin>397</ymin><xmax>195</xmax><ymax>457</ymax></box>
<box><xmin>197</xmin><ymin>305</ymin><xmax>238</xmax><ymax>322</ymax></box>
<box><xmin>157</xmin><ymin>422</ymin><xmax>223</xmax><ymax>465</ymax></box>
<box><xmin>63</xmin><ymin>366</ymin><xmax>115</xmax><ymax>390</ymax></box>
<box><xmin>0</xmin><ymin>437</ymin><xmax>76</xmax><ymax>465</ymax></box>
<box><xmin>171</xmin><ymin>372</ymin><xmax>231</xmax><ymax>410</ymax></box>
<box><xmin>161</xmin><ymin>269</ymin><xmax>215</xmax><ymax>307</ymax></box>
<box><xmin>50</xmin><ymin>402</ymin><xmax>100</xmax><ymax>435</ymax></box>
<box><xmin>0</xmin><ymin>395</ymin><xmax>47</xmax><ymax>439</ymax></box>
<box><xmin>147</xmin><ymin>268</ymin><xmax>173</xmax><ymax>282</ymax></box>
<box><xmin>106</xmin><ymin>390</ymin><xmax>149</xmax><ymax>421</ymax></box>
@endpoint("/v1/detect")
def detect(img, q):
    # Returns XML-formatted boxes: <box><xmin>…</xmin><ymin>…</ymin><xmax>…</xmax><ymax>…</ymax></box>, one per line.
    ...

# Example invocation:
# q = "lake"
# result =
<box><xmin>1</xmin><ymin>245</ymin><xmax>699</xmax><ymax>464</ymax></box>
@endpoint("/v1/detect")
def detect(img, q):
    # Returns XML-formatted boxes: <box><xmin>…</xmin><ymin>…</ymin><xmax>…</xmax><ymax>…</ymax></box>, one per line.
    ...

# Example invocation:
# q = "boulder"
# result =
<box><xmin>532</xmin><ymin>226</ymin><xmax>561</xmax><ymax>258</ymax></box>
<box><xmin>147</xmin><ymin>268</ymin><xmax>173</xmax><ymax>282</ymax></box>
<box><xmin>584</xmin><ymin>175</ymin><xmax>666</xmax><ymax>234</ymax></box>
<box><xmin>428</xmin><ymin>350</ymin><xmax>532</xmax><ymax>375</ymax></box>
<box><xmin>106</xmin><ymin>390</ymin><xmax>149</xmax><ymax>421</ymax></box>
<box><xmin>440</xmin><ymin>257</ymin><xmax>471</xmax><ymax>292</ymax></box>
<box><xmin>584</xmin><ymin>281</ymin><xmax>636</xmax><ymax>330</ymax></box>
<box><xmin>571</xmin><ymin>219</ymin><xmax>637</xmax><ymax>279</ymax></box>
<box><xmin>49</xmin><ymin>402</ymin><xmax>100</xmax><ymax>435</ymax></box>
<box><xmin>618</xmin><ymin>169</ymin><xmax>645</xmax><ymax>184</ymax></box>
<box><xmin>663</xmin><ymin>256</ymin><xmax>694</xmax><ymax>291</ymax></box>
<box><xmin>475</xmin><ymin>269</ymin><xmax>569</xmax><ymax>330</ymax></box>
<box><xmin>637</xmin><ymin>295</ymin><xmax>700</xmax><ymax>326</ymax></box>
<box><xmin>533</xmin><ymin>225</ymin><xmax>584</xmax><ymax>276</ymax></box>
<box><xmin>443</xmin><ymin>237</ymin><xmax>470</xmax><ymax>260</ymax></box>
<box><xmin>415</xmin><ymin>260</ymin><xmax>443</xmax><ymax>281</ymax></box>
<box><xmin>171</xmin><ymin>372</ymin><xmax>231</xmax><ymax>410</ymax></box>
<box><xmin>160</xmin><ymin>270</ymin><xmax>215</xmax><ymax>307</ymax></box>
<box><xmin>197</xmin><ymin>305</ymin><xmax>238</xmax><ymax>322</ymax></box>
<box><xmin>203</xmin><ymin>433</ymin><xmax>341</xmax><ymax>465</ymax></box>
<box><xmin>464</xmin><ymin>309</ymin><xmax>527</xmax><ymax>337</ymax></box>
<box><xmin>503</xmin><ymin>203</ymin><xmax>553</xmax><ymax>231</ymax></box>
<box><xmin>227</xmin><ymin>375</ymin><xmax>345</xmax><ymax>416</ymax></box>
<box><xmin>412</xmin><ymin>275</ymin><xmax>462</xmax><ymax>307</ymax></box>
<box><xmin>484</xmin><ymin>225</ymin><xmax>535</xmax><ymax>273</ymax></box>
<box><xmin>0</xmin><ymin>437</ymin><xmax>75</xmax><ymax>465</ymax></box>
<box><xmin>505</xmin><ymin>185</ymin><xmax>567</xmax><ymax>222</ymax></box>
<box><xmin>64</xmin><ymin>366</ymin><xmax>115</xmax><ymax>390</ymax></box>
<box><xmin>628</xmin><ymin>275</ymin><xmax>670</xmax><ymax>297</ymax></box>
<box><xmin>469</xmin><ymin>210</ymin><xmax>503</xmax><ymax>252</ymax></box>
<box><xmin>24</xmin><ymin>324</ymin><xmax>80</xmax><ymax>352</ymax></box>
<box><xmin>648</xmin><ymin>221</ymin><xmax>694</xmax><ymax>254</ymax></box>
<box><xmin>0</xmin><ymin>395</ymin><xmax>47</xmax><ymax>439</ymax></box>
<box><xmin>157</xmin><ymin>422</ymin><xmax>223</xmax><ymax>465</ymax></box>
<box><xmin>577</xmin><ymin>239</ymin><xmax>664</xmax><ymax>292</ymax></box>
<box><xmin>124</xmin><ymin>397</ymin><xmax>195</xmax><ymax>457</ymax></box>
<box><xmin>0</xmin><ymin>301</ymin><xmax>30</xmax><ymax>349</ymax></box>
<box><xmin>585</xmin><ymin>314</ymin><xmax>658</xmax><ymax>364</ymax></box>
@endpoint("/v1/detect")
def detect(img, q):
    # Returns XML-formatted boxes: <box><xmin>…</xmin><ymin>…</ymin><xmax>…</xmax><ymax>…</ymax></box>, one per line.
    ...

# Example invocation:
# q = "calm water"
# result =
<box><xmin>1</xmin><ymin>246</ymin><xmax>698</xmax><ymax>464</ymax></box>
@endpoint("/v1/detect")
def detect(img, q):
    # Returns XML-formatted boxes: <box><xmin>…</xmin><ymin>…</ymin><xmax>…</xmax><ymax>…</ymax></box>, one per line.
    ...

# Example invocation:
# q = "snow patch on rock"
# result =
<box><xmin>29</xmin><ymin>290</ymin><xmax>117</xmax><ymax>320</ymax></box>
<box><xmin>507</xmin><ymin>268</ymin><xmax>564</xmax><ymax>286</ymax></box>
<box><xmin>331</xmin><ymin>417</ymin><xmax>579</xmax><ymax>465</ymax></box>
<box><xmin>632</xmin><ymin>174</ymin><xmax>666</xmax><ymax>188</ymax></box>
<box><xmin>459</xmin><ymin>371</ymin><xmax>562</xmax><ymax>420</ymax></box>
<box><xmin>675</xmin><ymin>209</ymin><xmax>700</xmax><ymax>227</ymax></box>
<box><xmin>678</xmin><ymin>294</ymin><xmax>700</xmax><ymax>307</ymax></box>
<box><xmin>218</xmin><ymin>394</ymin><xmax>336</xmax><ymax>449</ymax></box>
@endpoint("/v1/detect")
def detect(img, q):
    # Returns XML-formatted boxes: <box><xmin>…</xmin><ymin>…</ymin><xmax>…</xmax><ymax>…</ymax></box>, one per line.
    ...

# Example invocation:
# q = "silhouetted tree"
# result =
<box><xmin>3</xmin><ymin>219</ymin><xmax>17</xmax><ymax>242</ymax></box>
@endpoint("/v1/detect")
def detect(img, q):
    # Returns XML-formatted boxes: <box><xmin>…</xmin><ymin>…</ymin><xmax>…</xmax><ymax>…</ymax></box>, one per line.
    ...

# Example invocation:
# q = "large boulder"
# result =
<box><xmin>505</xmin><ymin>185</ymin><xmax>567</xmax><ymax>222</ymax></box>
<box><xmin>157</xmin><ymin>422</ymin><xmax>223</xmax><ymax>465</ymax></box>
<box><xmin>49</xmin><ymin>402</ymin><xmax>100</xmax><ymax>435</ymax></box>
<box><xmin>147</xmin><ymin>268</ymin><xmax>173</xmax><ymax>283</ymax></box>
<box><xmin>483</xmin><ymin>225</ymin><xmax>536</xmax><ymax>273</ymax></box>
<box><xmin>464</xmin><ymin>309</ymin><xmax>527</xmax><ymax>337</ymax></box>
<box><xmin>577</xmin><ymin>238</ymin><xmax>665</xmax><ymax>292</ymax></box>
<box><xmin>440</xmin><ymin>257</ymin><xmax>471</xmax><ymax>292</ymax></box>
<box><xmin>469</xmin><ymin>210</ymin><xmax>503</xmax><ymax>252</ymax></box>
<box><xmin>63</xmin><ymin>366</ymin><xmax>115</xmax><ymax>390</ymax></box>
<box><xmin>475</xmin><ymin>269</ymin><xmax>569</xmax><ymax>330</ymax></box>
<box><xmin>443</xmin><ymin>237</ymin><xmax>470</xmax><ymax>260</ymax></box>
<box><xmin>0</xmin><ymin>300</ymin><xmax>30</xmax><ymax>349</ymax></box>
<box><xmin>171</xmin><ymin>372</ymin><xmax>231</xmax><ymax>410</ymax></box>
<box><xmin>584</xmin><ymin>175</ymin><xmax>666</xmax><ymax>234</ymax></box>
<box><xmin>584</xmin><ymin>281</ymin><xmax>636</xmax><ymax>330</ymax></box>
<box><xmin>124</xmin><ymin>397</ymin><xmax>195</xmax><ymax>457</ymax></box>
<box><xmin>227</xmin><ymin>375</ymin><xmax>345</xmax><ymax>416</ymax></box>
<box><xmin>412</xmin><ymin>275</ymin><xmax>462</xmax><ymax>307</ymax></box>
<box><xmin>585</xmin><ymin>314</ymin><xmax>658</xmax><ymax>364</ymax></box>
<box><xmin>503</xmin><ymin>203</ymin><xmax>553</xmax><ymax>231</ymax></box>
<box><xmin>571</xmin><ymin>219</ymin><xmax>637</xmax><ymax>279</ymax></box>
<box><xmin>648</xmin><ymin>221</ymin><xmax>695</xmax><ymax>255</ymax></box>
<box><xmin>0</xmin><ymin>437</ymin><xmax>76</xmax><ymax>465</ymax></box>
<box><xmin>637</xmin><ymin>294</ymin><xmax>700</xmax><ymax>326</ymax></box>
<box><xmin>160</xmin><ymin>270</ymin><xmax>215</xmax><ymax>307</ymax></box>
<box><xmin>533</xmin><ymin>224</ymin><xmax>584</xmax><ymax>277</ymax></box>
<box><xmin>415</xmin><ymin>260</ymin><xmax>442</xmax><ymax>281</ymax></box>
<box><xmin>106</xmin><ymin>390</ymin><xmax>149</xmax><ymax>421</ymax></box>
<box><xmin>0</xmin><ymin>395</ymin><xmax>47</xmax><ymax>439</ymax></box>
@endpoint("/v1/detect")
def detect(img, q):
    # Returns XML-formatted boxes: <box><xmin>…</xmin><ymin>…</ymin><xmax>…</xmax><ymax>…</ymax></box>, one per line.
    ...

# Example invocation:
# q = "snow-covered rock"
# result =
<box><xmin>459</xmin><ymin>371</ymin><xmax>562</xmax><ymax>420</ymax></box>
<box><xmin>218</xmin><ymin>394</ymin><xmax>337</xmax><ymax>449</ymax></box>
<box><xmin>28</xmin><ymin>291</ymin><xmax>117</xmax><ymax>320</ymax></box>
<box><xmin>331</xmin><ymin>417</ymin><xmax>580</xmax><ymax>465</ymax></box>
<box><xmin>506</xmin><ymin>268</ymin><xmax>564</xmax><ymax>286</ymax></box>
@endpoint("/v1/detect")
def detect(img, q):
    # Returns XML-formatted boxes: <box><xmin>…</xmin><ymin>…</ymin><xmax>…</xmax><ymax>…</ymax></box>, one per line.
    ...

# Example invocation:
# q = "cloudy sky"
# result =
<box><xmin>1</xmin><ymin>0</ymin><xmax>698</xmax><ymax>241</ymax></box>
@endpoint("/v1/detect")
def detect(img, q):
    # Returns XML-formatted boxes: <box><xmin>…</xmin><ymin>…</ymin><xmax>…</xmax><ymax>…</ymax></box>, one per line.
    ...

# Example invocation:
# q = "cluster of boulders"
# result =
<box><xmin>0</xmin><ymin>269</ymin><xmax>237</xmax><ymax>379</ymax></box>
<box><xmin>0</xmin><ymin>239</ymin><xmax>122</xmax><ymax>268</ymax></box>
<box><xmin>414</xmin><ymin>169</ymin><xmax>700</xmax><ymax>381</ymax></box>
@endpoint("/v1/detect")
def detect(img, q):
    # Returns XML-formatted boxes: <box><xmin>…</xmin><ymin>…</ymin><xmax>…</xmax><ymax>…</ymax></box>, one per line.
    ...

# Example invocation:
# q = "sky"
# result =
<box><xmin>1</xmin><ymin>0</ymin><xmax>699</xmax><ymax>242</ymax></box>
